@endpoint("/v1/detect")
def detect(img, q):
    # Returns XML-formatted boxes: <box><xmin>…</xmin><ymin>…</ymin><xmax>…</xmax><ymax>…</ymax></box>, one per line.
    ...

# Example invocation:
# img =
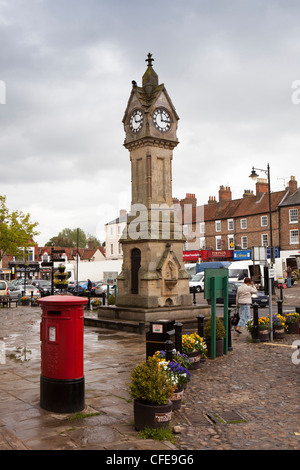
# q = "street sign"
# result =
<box><xmin>269</xmin><ymin>268</ymin><xmax>275</xmax><ymax>278</ymax></box>
<box><xmin>233</xmin><ymin>250</ymin><xmax>251</xmax><ymax>260</ymax></box>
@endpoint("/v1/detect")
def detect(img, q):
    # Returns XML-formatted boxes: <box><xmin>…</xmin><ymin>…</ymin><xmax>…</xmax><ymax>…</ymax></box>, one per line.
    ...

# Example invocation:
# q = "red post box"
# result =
<box><xmin>38</xmin><ymin>295</ymin><xmax>88</xmax><ymax>413</ymax></box>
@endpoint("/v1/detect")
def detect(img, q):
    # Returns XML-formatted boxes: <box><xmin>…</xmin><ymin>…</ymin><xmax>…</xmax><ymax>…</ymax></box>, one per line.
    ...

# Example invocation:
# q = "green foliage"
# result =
<box><xmin>129</xmin><ymin>357</ymin><xmax>175</xmax><ymax>405</ymax></box>
<box><xmin>204</xmin><ymin>316</ymin><xmax>226</xmax><ymax>339</ymax></box>
<box><xmin>138</xmin><ymin>425</ymin><xmax>176</xmax><ymax>444</ymax></box>
<box><xmin>107</xmin><ymin>294</ymin><xmax>115</xmax><ymax>305</ymax></box>
<box><xmin>0</xmin><ymin>195</ymin><xmax>39</xmax><ymax>260</ymax></box>
<box><xmin>45</xmin><ymin>227</ymin><xmax>101</xmax><ymax>248</ymax></box>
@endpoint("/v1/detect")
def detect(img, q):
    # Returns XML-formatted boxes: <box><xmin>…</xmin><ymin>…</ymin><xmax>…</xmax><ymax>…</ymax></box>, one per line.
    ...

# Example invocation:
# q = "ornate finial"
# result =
<box><xmin>145</xmin><ymin>53</ymin><xmax>154</xmax><ymax>67</ymax></box>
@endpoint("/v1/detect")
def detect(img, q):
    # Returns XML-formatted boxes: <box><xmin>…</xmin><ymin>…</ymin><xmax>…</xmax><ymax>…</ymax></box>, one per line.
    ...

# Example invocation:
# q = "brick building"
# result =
<box><xmin>177</xmin><ymin>176</ymin><xmax>299</xmax><ymax>263</ymax></box>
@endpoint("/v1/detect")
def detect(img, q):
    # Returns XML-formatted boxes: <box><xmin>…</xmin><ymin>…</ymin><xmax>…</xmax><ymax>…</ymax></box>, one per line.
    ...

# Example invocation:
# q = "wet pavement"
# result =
<box><xmin>0</xmin><ymin>285</ymin><xmax>299</xmax><ymax>452</ymax></box>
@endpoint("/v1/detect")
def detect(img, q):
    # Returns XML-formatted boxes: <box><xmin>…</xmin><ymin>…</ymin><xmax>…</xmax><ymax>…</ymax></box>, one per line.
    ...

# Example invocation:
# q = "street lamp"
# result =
<box><xmin>249</xmin><ymin>163</ymin><xmax>274</xmax><ymax>340</ymax></box>
<box><xmin>249</xmin><ymin>164</ymin><xmax>274</xmax><ymax>265</ymax></box>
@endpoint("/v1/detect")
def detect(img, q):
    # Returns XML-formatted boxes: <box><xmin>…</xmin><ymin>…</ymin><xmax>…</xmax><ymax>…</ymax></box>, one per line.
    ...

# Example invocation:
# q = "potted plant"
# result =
<box><xmin>153</xmin><ymin>351</ymin><xmax>191</xmax><ymax>409</ymax></box>
<box><xmin>181</xmin><ymin>332</ymin><xmax>207</xmax><ymax>369</ymax></box>
<box><xmin>247</xmin><ymin>316</ymin><xmax>270</xmax><ymax>342</ymax></box>
<box><xmin>283</xmin><ymin>312</ymin><xmax>300</xmax><ymax>334</ymax></box>
<box><xmin>129</xmin><ymin>356</ymin><xmax>175</xmax><ymax>431</ymax></box>
<box><xmin>21</xmin><ymin>295</ymin><xmax>30</xmax><ymax>306</ymax></box>
<box><xmin>203</xmin><ymin>316</ymin><xmax>226</xmax><ymax>358</ymax></box>
<box><xmin>272</xmin><ymin>314</ymin><xmax>286</xmax><ymax>339</ymax></box>
<box><xmin>91</xmin><ymin>298</ymin><xmax>102</xmax><ymax>309</ymax></box>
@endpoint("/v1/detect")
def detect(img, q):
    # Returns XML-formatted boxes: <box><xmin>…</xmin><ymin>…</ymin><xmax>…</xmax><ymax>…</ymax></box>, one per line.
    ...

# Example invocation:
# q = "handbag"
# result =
<box><xmin>231</xmin><ymin>308</ymin><xmax>240</xmax><ymax>326</ymax></box>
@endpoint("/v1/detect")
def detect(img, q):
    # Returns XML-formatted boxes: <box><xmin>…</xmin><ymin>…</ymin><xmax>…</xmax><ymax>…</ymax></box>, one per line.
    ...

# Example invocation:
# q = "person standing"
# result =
<box><xmin>235</xmin><ymin>277</ymin><xmax>257</xmax><ymax>334</ymax></box>
<box><xmin>286</xmin><ymin>266</ymin><xmax>293</xmax><ymax>288</ymax></box>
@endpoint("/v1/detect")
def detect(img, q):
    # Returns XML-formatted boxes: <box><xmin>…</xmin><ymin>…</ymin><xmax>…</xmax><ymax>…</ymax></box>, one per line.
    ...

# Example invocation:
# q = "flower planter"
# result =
<box><xmin>55</xmin><ymin>283</ymin><xmax>67</xmax><ymax>290</ymax></box>
<box><xmin>185</xmin><ymin>351</ymin><xmax>201</xmax><ymax>370</ymax></box>
<box><xmin>205</xmin><ymin>338</ymin><xmax>224</xmax><ymax>358</ymax></box>
<box><xmin>21</xmin><ymin>299</ymin><xmax>30</xmax><ymax>306</ymax></box>
<box><xmin>57</xmin><ymin>267</ymin><xmax>65</xmax><ymax>273</ymax></box>
<box><xmin>286</xmin><ymin>322</ymin><xmax>300</xmax><ymax>334</ymax></box>
<box><xmin>171</xmin><ymin>386</ymin><xmax>184</xmax><ymax>410</ymax></box>
<box><xmin>56</xmin><ymin>274</ymin><xmax>67</xmax><ymax>280</ymax></box>
<box><xmin>273</xmin><ymin>327</ymin><xmax>285</xmax><ymax>340</ymax></box>
<box><xmin>133</xmin><ymin>399</ymin><xmax>173</xmax><ymax>431</ymax></box>
<box><xmin>258</xmin><ymin>328</ymin><xmax>270</xmax><ymax>342</ymax></box>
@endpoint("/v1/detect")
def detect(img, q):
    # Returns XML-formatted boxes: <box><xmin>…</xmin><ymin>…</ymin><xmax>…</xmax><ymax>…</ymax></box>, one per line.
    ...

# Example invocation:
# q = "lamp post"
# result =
<box><xmin>249</xmin><ymin>163</ymin><xmax>274</xmax><ymax>340</ymax></box>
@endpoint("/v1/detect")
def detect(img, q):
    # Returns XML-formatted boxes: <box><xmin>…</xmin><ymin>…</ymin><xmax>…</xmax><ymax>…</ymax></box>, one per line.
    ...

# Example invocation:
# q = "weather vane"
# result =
<box><xmin>145</xmin><ymin>53</ymin><xmax>154</xmax><ymax>67</ymax></box>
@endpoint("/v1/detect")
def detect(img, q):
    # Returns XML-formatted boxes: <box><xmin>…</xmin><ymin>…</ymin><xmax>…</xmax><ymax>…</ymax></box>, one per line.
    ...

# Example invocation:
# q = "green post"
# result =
<box><xmin>114</xmin><ymin>285</ymin><xmax>117</xmax><ymax>298</ymax></box>
<box><xmin>210</xmin><ymin>276</ymin><xmax>216</xmax><ymax>360</ymax></box>
<box><xmin>223</xmin><ymin>276</ymin><xmax>229</xmax><ymax>355</ymax></box>
<box><xmin>107</xmin><ymin>285</ymin><xmax>110</xmax><ymax>299</ymax></box>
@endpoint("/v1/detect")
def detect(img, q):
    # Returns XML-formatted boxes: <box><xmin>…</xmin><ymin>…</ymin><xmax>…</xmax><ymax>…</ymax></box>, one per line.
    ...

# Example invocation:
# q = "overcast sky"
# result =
<box><xmin>1</xmin><ymin>0</ymin><xmax>300</xmax><ymax>246</ymax></box>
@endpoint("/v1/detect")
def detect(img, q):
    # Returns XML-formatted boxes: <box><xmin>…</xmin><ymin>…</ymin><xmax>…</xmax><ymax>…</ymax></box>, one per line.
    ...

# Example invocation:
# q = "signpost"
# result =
<box><xmin>204</xmin><ymin>268</ymin><xmax>229</xmax><ymax>359</ymax></box>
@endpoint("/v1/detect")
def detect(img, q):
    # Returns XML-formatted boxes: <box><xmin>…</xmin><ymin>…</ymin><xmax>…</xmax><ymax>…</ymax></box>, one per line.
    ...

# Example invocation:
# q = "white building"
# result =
<box><xmin>105</xmin><ymin>210</ymin><xmax>127</xmax><ymax>259</ymax></box>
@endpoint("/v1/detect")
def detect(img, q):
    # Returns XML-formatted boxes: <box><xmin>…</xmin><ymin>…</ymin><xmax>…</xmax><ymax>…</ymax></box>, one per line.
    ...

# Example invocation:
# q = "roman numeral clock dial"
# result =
<box><xmin>129</xmin><ymin>109</ymin><xmax>143</xmax><ymax>133</ymax></box>
<box><xmin>152</xmin><ymin>108</ymin><xmax>171</xmax><ymax>132</ymax></box>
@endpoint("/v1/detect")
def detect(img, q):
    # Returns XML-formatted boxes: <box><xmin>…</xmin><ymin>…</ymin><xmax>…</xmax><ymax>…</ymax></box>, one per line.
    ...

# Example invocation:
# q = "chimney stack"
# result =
<box><xmin>287</xmin><ymin>176</ymin><xmax>298</xmax><ymax>194</ymax></box>
<box><xmin>256</xmin><ymin>178</ymin><xmax>269</xmax><ymax>196</ymax></box>
<box><xmin>208</xmin><ymin>196</ymin><xmax>217</xmax><ymax>204</ymax></box>
<box><xmin>180</xmin><ymin>193</ymin><xmax>197</xmax><ymax>208</ymax></box>
<box><xmin>219</xmin><ymin>185</ymin><xmax>232</xmax><ymax>203</ymax></box>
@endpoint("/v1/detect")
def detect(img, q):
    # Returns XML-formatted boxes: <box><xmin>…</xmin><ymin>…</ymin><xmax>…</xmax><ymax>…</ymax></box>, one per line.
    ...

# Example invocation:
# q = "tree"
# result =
<box><xmin>0</xmin><ymin>195</ymin><xmax>39</xmax><ymax>261</ymax></box>
<box><xmin>45</xmin><ymin>228</ymin><xmax>101</xmax><ymax>249</ymax></box>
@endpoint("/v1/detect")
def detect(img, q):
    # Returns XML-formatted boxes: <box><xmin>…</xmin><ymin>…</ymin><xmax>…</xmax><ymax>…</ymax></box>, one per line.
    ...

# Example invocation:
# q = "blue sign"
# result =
<box><xmin>267</xmin><ymin>247</ymin><xmax>280</xmax><ymax>259</ymax></box>
<box><xmin>233</xmin><ymin>250</ymin><xmax>251</xmax><ymax>261</ymax></box>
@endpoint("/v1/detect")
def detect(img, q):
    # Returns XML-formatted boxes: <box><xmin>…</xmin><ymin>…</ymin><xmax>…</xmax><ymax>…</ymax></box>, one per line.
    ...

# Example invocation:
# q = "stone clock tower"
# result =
<box><xmin>116</xmin><ymin>54</ymin><xmax>192</xmax><ymax>311</ymax></box>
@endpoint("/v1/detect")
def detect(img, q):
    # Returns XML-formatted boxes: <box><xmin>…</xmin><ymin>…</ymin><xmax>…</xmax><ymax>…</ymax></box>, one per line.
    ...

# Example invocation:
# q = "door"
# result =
<box><xmin>131</xmin><ymin>248</ymin><xmax>141</xmax><ymax>294</ymax></box>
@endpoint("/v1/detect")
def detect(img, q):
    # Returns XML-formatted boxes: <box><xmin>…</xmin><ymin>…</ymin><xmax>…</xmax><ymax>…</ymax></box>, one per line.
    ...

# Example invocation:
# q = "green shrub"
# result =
<box><xmin>129</xmin><ymin>357</ymin><xmax>175</xmax><ymax>406</ymax></box>
<box><xmin>107</xmin><ymin>294</ymin><xmax>115</xmax><ymax>305</ymax></box>
<box><xmin>204</xmin><ymin>316</ymin><xmax>226</xmax><ymax>339</ymax></box>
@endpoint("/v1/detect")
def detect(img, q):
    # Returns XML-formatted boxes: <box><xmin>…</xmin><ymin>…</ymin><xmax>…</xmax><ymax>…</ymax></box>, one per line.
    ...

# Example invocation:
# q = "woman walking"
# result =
<box><xmin>235</xmin><ymin>277</ymin><xmax>257</xmax><ymax>334</ymax></box>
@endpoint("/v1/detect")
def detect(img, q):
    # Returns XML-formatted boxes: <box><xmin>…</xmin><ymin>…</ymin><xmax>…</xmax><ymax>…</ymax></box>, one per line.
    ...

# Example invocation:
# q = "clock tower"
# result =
<box><xmin>116</xmin><ymin>54</ymin><xmax>192</xmax><ymax>310</ymax></box>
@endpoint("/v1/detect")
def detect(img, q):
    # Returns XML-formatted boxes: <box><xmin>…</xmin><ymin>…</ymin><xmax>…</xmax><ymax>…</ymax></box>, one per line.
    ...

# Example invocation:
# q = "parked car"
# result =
<box><xmin>0</xmin><ymin>281</ymin><xmax>22</xmax><ymax>302</ymax></box>
<box><xmin>7</xmin><ymin>281</ymin><xmax>22</xmax><ymax>301</ymax></box>
<box><xmin>68</xmin><ymin>281</ymin><xmax>96</xmax><ymax>296</ymax></box>
<box><xmin>94</xmin><ymin>282</ymin><xmax>108</xmax><ymax>296</ymax></box>
<box><xmin>22</xmin><ymin>284</ymin><xmax>41</xmax><ymax>298</ymax></box>
<box><xmin>207</xmin><ymin>281</ymin><xmax>269</xmax><ymax>307</ymax></box>
<box><xmin>189</xmin><ymin>273</ymin><xmax>204</xmax><ymax>293</ymax></box>
<box><xmin>33</xmin><ymin>280</ymin><xmax>52</xmax><ymax>296</ymax></box>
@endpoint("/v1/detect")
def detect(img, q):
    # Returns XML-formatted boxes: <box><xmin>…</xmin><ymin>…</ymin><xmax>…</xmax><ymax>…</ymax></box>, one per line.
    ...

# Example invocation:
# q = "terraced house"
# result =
<box><xmin>203</xmin><ymin>176</ymin><xmax>299</xmax><ymax>261</ymax></box>
<box><xmin>179</xmin><ymin>176</ymin><xmax>300</xmax><ymax>266</ymax></box>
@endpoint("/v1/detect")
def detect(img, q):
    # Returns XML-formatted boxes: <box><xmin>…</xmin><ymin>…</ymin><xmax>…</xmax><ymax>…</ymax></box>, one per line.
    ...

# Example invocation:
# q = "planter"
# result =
<box><xmin>171</xmin><ymin>386</ymin><xmax>184</xmax><ymax>410</ymax></box>
<box><xmin>205</xmin><ymin>338</ymin><xmax>224</xmax><ymax>358</ymax></box>
<box><xmin>56</xmin><ymin>274</ymin><xmax>67</xmax><ymax>280</ymax></box>
<box><xmin>54</xmin><ymin>283</ymin><xmax>68</xmax><ymax>290</ymax></box>
<box><xmin>185</xmin><ymin>351</ymin><xmax>201</xmax><ymax>370</ymax></box>
<box><xmin>273</xmin><ymin>327</ymin><xmax>285</xmax><ymax>340</ymax></box>
<box><xmin>258</xmin><ymin>328</ymin><xmax>270</xmax><ymax>342</ymax></box>
<box><xmin>286</xmin><ymin>322</ymin><xmax>300</xmax><ymax>334</ymax></box>
<box><xmin>133</xmin><ymin>399</ymin><xmax>173</xmax><ymax>431</ymax></box>
<box><xmin>57</xmin><ymin>267</ymin><xmax>65</xmax><ymax>273</ymax></box>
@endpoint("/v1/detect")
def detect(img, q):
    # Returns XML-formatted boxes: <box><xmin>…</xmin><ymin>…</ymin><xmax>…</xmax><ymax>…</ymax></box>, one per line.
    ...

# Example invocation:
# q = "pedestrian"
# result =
<box><xmin>87</xmin><ymin>279</ymin><xmax>92</xmax><ymax>291</ymax></box>
<box><xmin>286</xmin><ymin>266</ymin><xmax>293</xmax><ymax>288</ymax></box>
<box><xmin>235</xmin><ymin>277</ymin><xmax>257</xmax><ymax>334</ymax></box>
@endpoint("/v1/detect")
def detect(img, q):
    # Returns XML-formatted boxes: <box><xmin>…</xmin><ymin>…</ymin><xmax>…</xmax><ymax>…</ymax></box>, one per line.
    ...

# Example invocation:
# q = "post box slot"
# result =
<box><xmin>48</xmin><ymin>311</ymin><xmax>62</xmax><ymax>316</ymax></box>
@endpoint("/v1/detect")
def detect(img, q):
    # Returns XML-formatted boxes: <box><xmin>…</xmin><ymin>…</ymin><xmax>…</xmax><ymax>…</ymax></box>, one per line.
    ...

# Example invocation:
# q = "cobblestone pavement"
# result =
<box><xmin>172</xmin><ymin>332</ymin><xmax>300</xmax><ymax>450</ymax></box>
<box><xmin>0</xmin><ymin>297</ymin><xmax>299</xmax><ymax>451</ymax></box>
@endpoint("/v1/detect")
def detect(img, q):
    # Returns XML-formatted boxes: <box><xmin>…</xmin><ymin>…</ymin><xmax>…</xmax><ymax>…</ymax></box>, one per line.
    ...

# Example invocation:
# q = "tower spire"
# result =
<box><xmin>145</xmin><ymin>52</ymin><xmax>154</xmax><ymax>67</ymax></box>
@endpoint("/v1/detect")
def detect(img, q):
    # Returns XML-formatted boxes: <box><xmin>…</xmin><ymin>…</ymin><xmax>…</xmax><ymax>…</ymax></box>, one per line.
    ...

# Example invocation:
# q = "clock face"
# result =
<box><xmin>129</xmin><ymin>109</ymin><xmax>143</xmax><ymax>133</ymax></box>
<box><xmin>152</xmin><ymin>108</ymin><xmax>171</xmax><ymax>132</ymax></box>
